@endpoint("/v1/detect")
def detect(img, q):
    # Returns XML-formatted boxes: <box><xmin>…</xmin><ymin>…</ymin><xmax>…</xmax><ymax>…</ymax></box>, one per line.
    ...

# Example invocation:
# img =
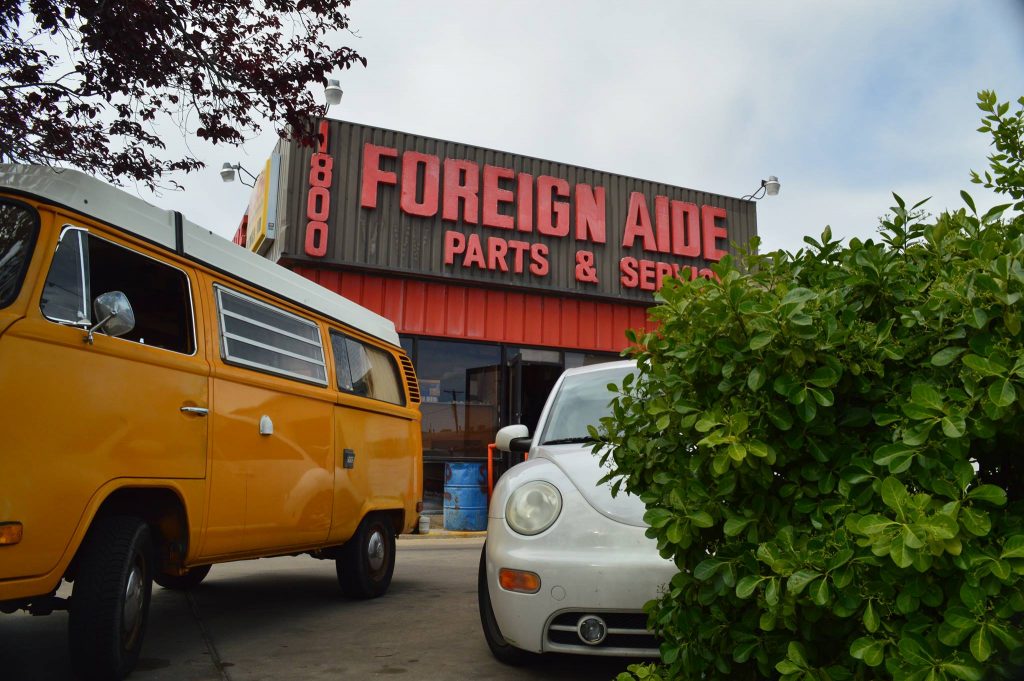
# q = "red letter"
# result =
<box><xmin>463</xmin><ymin>233</ymin><xmax>486</xmax><ymax>269</ymax></box>
<box><xmin>655</xmin><ymin>196</ymin><xmax>671</xmax><ymax>253</ymax></box>
<box><xmin>309</xmin><ymin>153</ymin><xmax>333</xmax><ymax>188</ymax></box>
<box><xmin>574</xmin><ymin>250</ymin><xmax>598</xmax><ymax>283</ymax></box>
<box><xmin>360</xmin><ymin>143</ymin><xmax>398</xmax><ymax>209</ymax></box>
<box><xmin>316</xmin><ymin>119</ymin><xmax>330</xmax><ymax>154</ymax></box>
<box><xmin>487</xmin><ymin>237</ymin><xmax>509</xmax><ymax>271</ymax></box>
<box><xmin>671</xmin><ymin>201</ymin><xmax>700</xmax><ymax>257</ymax></box>
<box><xmin>482</xmin><ymin>165</ymin><xmax>515</xmax><ymax>229</ymax></box>
<box><xmin>508</xmin><ymin>240</ymin><xmax>530</xmax><ymax>273</ymax></box>
<box><xmin>444</xmin><ymin>231</ymin><xmax>466</xmax><ymax>265</ymax></box>
<box><xmin>305</xmin><ymin>222</ymin><xmax>328</xmax><ymax>257</ymax></box>
<box><xmin>536</xmin><ymin>176</ymin><xmax>570</xmax><ymax>237</ymax></box>
<box><xmin>639</xmin><ymin>259</ymin><xmax>657</xmax><ymax>291</ymax></box>
<box><xmin>516</xmin><ymin>173</ymin><xmax>533</xmax><ymax>233</ymax></box>
<box><xmin>529</xmin><ymin>243</ymin><xmax>549</xmax><ymax>276</ymax></box>
<box><xmin>701</xmin><ymin>205</ymin><xmax>728</xmax><ymax>261</ymax></box>
<box><xmin>443</xmin><ymin>159</ymin><xmax>479</xmax><ymax>224</ymax></box>
<box><xmin>307</xmin><ymin>186</ymin><xmax>330</xmax><ymax>221</ymax></box>
<box><xmin>622</xmin><ymin>192</ymin><xmax>657</xmax><ymax>252</ymax></box>
<box><xmin>400</xmin><ymin>151</ymin><xmax>440</xmax><ymax>217</ymax></box>
<box><xmin>574</xmin><ymin>184</ymin><xmax>606</xmax><ymax>243</ymax></box>
<box><xmin>619</xmin><ymin>257</ymin><xmax>639</xmax><ymax>288</ymax></box>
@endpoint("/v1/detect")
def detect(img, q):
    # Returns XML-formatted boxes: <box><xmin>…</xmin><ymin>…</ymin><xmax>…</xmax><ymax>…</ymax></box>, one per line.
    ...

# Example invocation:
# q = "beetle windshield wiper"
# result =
<box><xmin>541</xmin><ymin>437</ymin><xmax>593</xmax><ymax>445</ymax></box>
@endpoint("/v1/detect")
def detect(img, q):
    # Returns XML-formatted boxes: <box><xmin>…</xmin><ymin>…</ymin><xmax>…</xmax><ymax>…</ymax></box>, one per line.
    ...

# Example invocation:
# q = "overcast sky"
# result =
<box><xmin>140</xmin><ymin>1</ymin><xmax>1024</xmax><ymax>254</ymax></box>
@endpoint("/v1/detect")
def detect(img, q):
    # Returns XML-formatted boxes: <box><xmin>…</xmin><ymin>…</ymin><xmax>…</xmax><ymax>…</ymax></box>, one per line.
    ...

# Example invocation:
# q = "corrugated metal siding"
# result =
<box><xmin>280</xmin><ymin>120</ymin><xmax>758</xmax><ymax>304</ymax></box>
<box><xmin>292</xmin><ymin>266</ymin><xmax>650</xmax><ymax>353</ymax></box>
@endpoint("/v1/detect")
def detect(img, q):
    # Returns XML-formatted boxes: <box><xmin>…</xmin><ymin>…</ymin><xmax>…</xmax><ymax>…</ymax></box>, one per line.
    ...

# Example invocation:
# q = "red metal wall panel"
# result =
<box><xmin>542</xmin><ymin>297</ymin><xmax>561</xmax><ymax>347</ymax></box>
<box><xmin>485</xmin><ymin>290</ymin><xmax>505</xmax><ymax>340</ymax></box>
<box><xmin>466</xmin><ymin>288</ymin><xmax>487</xmax><ymax>339</ymax></box>
<box><xmin>383</xmin><ymin>278</ymin><xmax>404</xmax><ymax>324</ymax></box>
<box><xmin>506</xmin><ymin>292</ymin><xmax>525</xmax><ymax>345</ymax></box>
<box><xmin>561</xmin><ymin>299</ymin><xmax>579</xmax><ymax>348</ymax></box>
<box><xmin>577</xmin><ymin>299</ymin><xmax>596</xmax><ymax>349</ymax></box>
<box><xmin>403</xmin><ymin>280</ymin><xmax>427</xmax><ymax>332</ymax></box>
<box><xmin>524</xmin><ymin>296</ymin><xmax>544</xmax><ymax>344</ymax></box>
<box><xmin>424</xmin><ymin>284</ymin><xmax>447</xmax><ymax>335</ymax></box>
<box><xmin>292</xmin><ymin>266</ymin><xmax>650</xmax><ymax>352</ymax></box>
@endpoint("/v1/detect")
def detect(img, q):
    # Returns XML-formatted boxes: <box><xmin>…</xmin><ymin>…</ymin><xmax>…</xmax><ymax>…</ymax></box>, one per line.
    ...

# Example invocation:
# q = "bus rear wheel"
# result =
<box><xmin>336</xmin><ymin>515</ymin><xmax>395</xmax><ymax>599</ymax></box>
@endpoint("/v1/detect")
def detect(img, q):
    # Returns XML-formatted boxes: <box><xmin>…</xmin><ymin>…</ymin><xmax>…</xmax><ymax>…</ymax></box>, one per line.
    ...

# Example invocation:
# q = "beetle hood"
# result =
<box><xmin>533</xmin><ymin>444</ymin><xmax>648</xmax><ymax>528</ymax></box>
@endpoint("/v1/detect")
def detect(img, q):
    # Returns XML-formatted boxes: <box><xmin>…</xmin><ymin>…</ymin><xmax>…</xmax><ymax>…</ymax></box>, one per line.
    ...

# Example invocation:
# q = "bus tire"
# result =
<box><xmin>336</xmin><ymin>514</ymin><xmax>395</xmax><ymax>599</ymax></box>
<box><xmin>69</xmin><ymin>515</ymin><xmax>154</xmax><ymax>681</ymax></box>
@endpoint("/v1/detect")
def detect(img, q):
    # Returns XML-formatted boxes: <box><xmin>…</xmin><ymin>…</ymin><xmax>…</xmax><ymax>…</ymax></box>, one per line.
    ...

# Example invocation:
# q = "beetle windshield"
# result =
<box><xmin>539</xmin><ymin>364</ymin><xmax>635</xmax><ymax>445</ymax></box>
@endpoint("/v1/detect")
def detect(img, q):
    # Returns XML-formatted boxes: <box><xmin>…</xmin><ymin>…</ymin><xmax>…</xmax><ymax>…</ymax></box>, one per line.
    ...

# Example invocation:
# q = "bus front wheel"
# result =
<box><xmin>69</xmin><ymin>515</ymin><xmax>154</xmax><ymax>681</ymax></box>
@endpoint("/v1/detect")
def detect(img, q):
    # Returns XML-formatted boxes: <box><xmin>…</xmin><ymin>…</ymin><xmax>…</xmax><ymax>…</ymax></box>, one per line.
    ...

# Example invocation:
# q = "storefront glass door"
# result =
<box><xmin>506</xmin><ymin>347</ymin><xmax>563</xmax><ymax>437</ymax></box>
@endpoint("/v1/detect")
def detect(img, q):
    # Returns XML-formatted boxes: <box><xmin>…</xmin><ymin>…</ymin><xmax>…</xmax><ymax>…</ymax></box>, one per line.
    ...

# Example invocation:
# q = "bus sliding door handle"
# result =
<box><xmin>180</xmin><ymin>406</ymin><xmax>209</xmax><ymax>416</ymax></box>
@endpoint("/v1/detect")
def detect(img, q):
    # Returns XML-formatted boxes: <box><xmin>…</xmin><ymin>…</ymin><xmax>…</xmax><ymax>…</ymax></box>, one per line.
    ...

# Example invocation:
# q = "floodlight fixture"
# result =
<box><xmin>742</xmin><ymin>175</ymin><xmax>781</xmax><ymax>201</ymax></box>
<box><xmin>220</xmin><ymin>162</ymin><xmax>257</xmax><ymax>187</ymax></box>
<box><xmin>325</xmin><ymin>79</ymin><xmax>344</xmax><ymax>107</ymax></box>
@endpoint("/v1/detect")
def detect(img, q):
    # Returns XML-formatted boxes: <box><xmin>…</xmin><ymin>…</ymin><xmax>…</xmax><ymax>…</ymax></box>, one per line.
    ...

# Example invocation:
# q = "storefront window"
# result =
<box><xmin>415</xmin><ymin>339</ymin><xmax>500</xmax><ymax>459</ymax></box>
<box><xmin>400</xmin><ymin>335</ymin><xmax>414</xmax><ymax>356</ymax></box>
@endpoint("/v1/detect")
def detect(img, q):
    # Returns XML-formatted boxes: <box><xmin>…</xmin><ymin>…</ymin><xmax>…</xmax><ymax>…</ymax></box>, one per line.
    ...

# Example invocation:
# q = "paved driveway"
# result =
<box><xmin>1</xmin><ymin>536</ymin><xmax>642</xmax><ymax>680</ymax></box>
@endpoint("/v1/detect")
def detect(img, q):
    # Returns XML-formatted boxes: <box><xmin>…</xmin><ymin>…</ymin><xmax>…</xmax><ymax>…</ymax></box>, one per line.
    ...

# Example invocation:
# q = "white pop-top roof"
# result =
<box><xmin>0</xmin><ymin>164</ymin><xmax>400</xmax><ymax>347</ymax></box>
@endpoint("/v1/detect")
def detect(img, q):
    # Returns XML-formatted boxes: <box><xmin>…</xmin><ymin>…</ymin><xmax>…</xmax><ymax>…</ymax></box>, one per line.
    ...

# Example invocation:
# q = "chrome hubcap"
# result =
<box><xmin>367</xmin><ymin>530</ymin><xmax>385</xmax><ymax>574</ymax></box>
<box><xmin>122</xmin><ymin>559</ymin><xmax>144</xmax><ymax>644</ymax></box>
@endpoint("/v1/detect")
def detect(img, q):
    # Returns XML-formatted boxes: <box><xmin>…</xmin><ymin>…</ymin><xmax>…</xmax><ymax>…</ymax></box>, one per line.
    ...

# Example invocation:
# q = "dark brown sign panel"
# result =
<box><xmin>279</xmin><ymin>120</ymin><xmax>757</xmax><ymax>303</ymax></box>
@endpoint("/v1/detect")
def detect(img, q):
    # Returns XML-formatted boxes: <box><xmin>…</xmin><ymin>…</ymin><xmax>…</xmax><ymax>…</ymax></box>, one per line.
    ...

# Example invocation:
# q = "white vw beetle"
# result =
<box><xmin>478</xmin><ymin>360</ymin><xmax>678</xmax><ymax>664</ymax></box>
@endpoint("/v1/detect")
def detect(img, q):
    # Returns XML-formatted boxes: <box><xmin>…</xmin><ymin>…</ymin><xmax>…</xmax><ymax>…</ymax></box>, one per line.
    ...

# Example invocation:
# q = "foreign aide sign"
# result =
<box><xmin>279</xmin><ymin>120</ymin><xmax>757</xmax><ymax>303</ymax></box>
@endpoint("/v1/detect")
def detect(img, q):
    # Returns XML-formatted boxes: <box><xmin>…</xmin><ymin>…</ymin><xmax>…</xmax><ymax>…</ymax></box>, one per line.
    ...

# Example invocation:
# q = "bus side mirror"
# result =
<box><xmin>495</xmin><ymin>424</ymin><xmax>530</xmax><ymax>453</ymax></box>
<box><xmin>84</xmin><ymin>291</ymin><xmax>135</xmax><ymax>344</ymax></box>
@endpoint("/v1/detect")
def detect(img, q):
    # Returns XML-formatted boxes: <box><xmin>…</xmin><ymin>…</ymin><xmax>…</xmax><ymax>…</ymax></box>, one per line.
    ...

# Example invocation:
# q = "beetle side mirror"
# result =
<box><xmin>495</xmin><ymin>424</ymin><xmax>530</xmax><ymax>453</ymax></box>
<box><xmin>84</xmin><ymin>291</ymin><xmax>135</xmax><ymax>344</ymax></box>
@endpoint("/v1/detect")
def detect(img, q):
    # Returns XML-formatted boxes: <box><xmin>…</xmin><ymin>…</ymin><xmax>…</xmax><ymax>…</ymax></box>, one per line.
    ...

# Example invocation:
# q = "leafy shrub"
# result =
<box><xmin>599</xmin><ymin>92</ymin><xmax>1024</xmax><ymax>681</ymax></box>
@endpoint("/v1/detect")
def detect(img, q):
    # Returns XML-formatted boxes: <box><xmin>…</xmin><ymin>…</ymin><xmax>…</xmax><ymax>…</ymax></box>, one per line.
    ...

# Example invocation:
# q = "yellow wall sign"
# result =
<box><xmin>246</xmin><ymin>153</ymin><xmax>282</xmax><ymax>253</ymax></box>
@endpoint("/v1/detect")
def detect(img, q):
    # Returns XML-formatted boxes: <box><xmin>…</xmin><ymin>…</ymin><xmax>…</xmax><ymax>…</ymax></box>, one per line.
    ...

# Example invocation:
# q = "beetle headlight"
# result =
<box><xmin>505</xmin><ymin>481</ymin><xmax>562</xmax><ymax>536</ymax></box>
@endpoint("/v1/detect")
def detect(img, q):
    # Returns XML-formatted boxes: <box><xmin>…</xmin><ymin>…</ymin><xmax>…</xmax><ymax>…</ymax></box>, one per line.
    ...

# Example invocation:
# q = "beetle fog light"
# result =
<box><xmin>577</xmin><ymin>615</ymin><xmax>607</xmax><ymax>645</ymax></box>
<box><xmin>505</xmin><ymin>481</ymin><xmax>562</xmax><ymax>536</ymax></box>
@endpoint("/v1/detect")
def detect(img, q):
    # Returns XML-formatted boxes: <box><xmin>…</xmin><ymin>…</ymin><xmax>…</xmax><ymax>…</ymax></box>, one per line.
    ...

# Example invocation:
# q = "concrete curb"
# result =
<box><xmin>402</xmin><ymin>529</ymin><xmax>487</xmax><ymax>540</ymax></box>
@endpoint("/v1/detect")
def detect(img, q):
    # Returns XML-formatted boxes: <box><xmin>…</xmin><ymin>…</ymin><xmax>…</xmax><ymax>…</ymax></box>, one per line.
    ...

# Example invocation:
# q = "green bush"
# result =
<box><xmin>599</xmin><ymin>92</ymin><xmax>1024</xmax><ymax>681</ymax></box>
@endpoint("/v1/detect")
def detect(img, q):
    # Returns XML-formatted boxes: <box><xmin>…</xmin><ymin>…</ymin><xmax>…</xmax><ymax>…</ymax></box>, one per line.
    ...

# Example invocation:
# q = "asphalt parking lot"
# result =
<box><xmin>0</xmin><ymin>536</ymin><xmax>640</xmax><ymax>680</ymax></box>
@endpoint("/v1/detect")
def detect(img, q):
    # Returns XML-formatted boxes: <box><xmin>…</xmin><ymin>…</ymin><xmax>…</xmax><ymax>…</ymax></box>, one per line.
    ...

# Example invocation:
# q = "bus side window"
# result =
<box><xmin>215</xmin><ymin>284</ymin><xmax>327</xmax><ymax>384</ymax></box>
<box><xmin>40</xmin><ymin>227</ymin><xmax>195</xmax><ymax>354</ymax></box>
<box><xmin>40</xmin><ymin>228</ymin><xmax>90</xmax><ymax>326</ymax></box>
<box><xmin>330</xmin><ymin>330</ymin><xmax>405</xmax><ymax>406</ymax></box>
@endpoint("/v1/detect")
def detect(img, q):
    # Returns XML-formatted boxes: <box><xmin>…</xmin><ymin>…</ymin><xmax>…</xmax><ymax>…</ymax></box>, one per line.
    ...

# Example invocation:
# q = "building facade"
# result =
<box><xmin>235</xmin><ymin>119</ymin><xmax>758</xmax><ymax>510</ymax></box>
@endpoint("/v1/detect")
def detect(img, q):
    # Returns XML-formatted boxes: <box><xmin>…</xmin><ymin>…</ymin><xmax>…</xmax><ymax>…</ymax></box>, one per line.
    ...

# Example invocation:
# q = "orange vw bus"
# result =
<box><xmin>0</xmin><ymin>164</ymin><xmax>423</xmax><ymax>680</ymax></box>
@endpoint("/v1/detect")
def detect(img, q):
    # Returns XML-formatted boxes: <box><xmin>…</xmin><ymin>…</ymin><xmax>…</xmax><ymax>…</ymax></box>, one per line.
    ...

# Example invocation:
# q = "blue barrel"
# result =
<box><xmin>443</xmin><ymin>462</ymin><xmax>488</xmax><ymax>531</ymax></box>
